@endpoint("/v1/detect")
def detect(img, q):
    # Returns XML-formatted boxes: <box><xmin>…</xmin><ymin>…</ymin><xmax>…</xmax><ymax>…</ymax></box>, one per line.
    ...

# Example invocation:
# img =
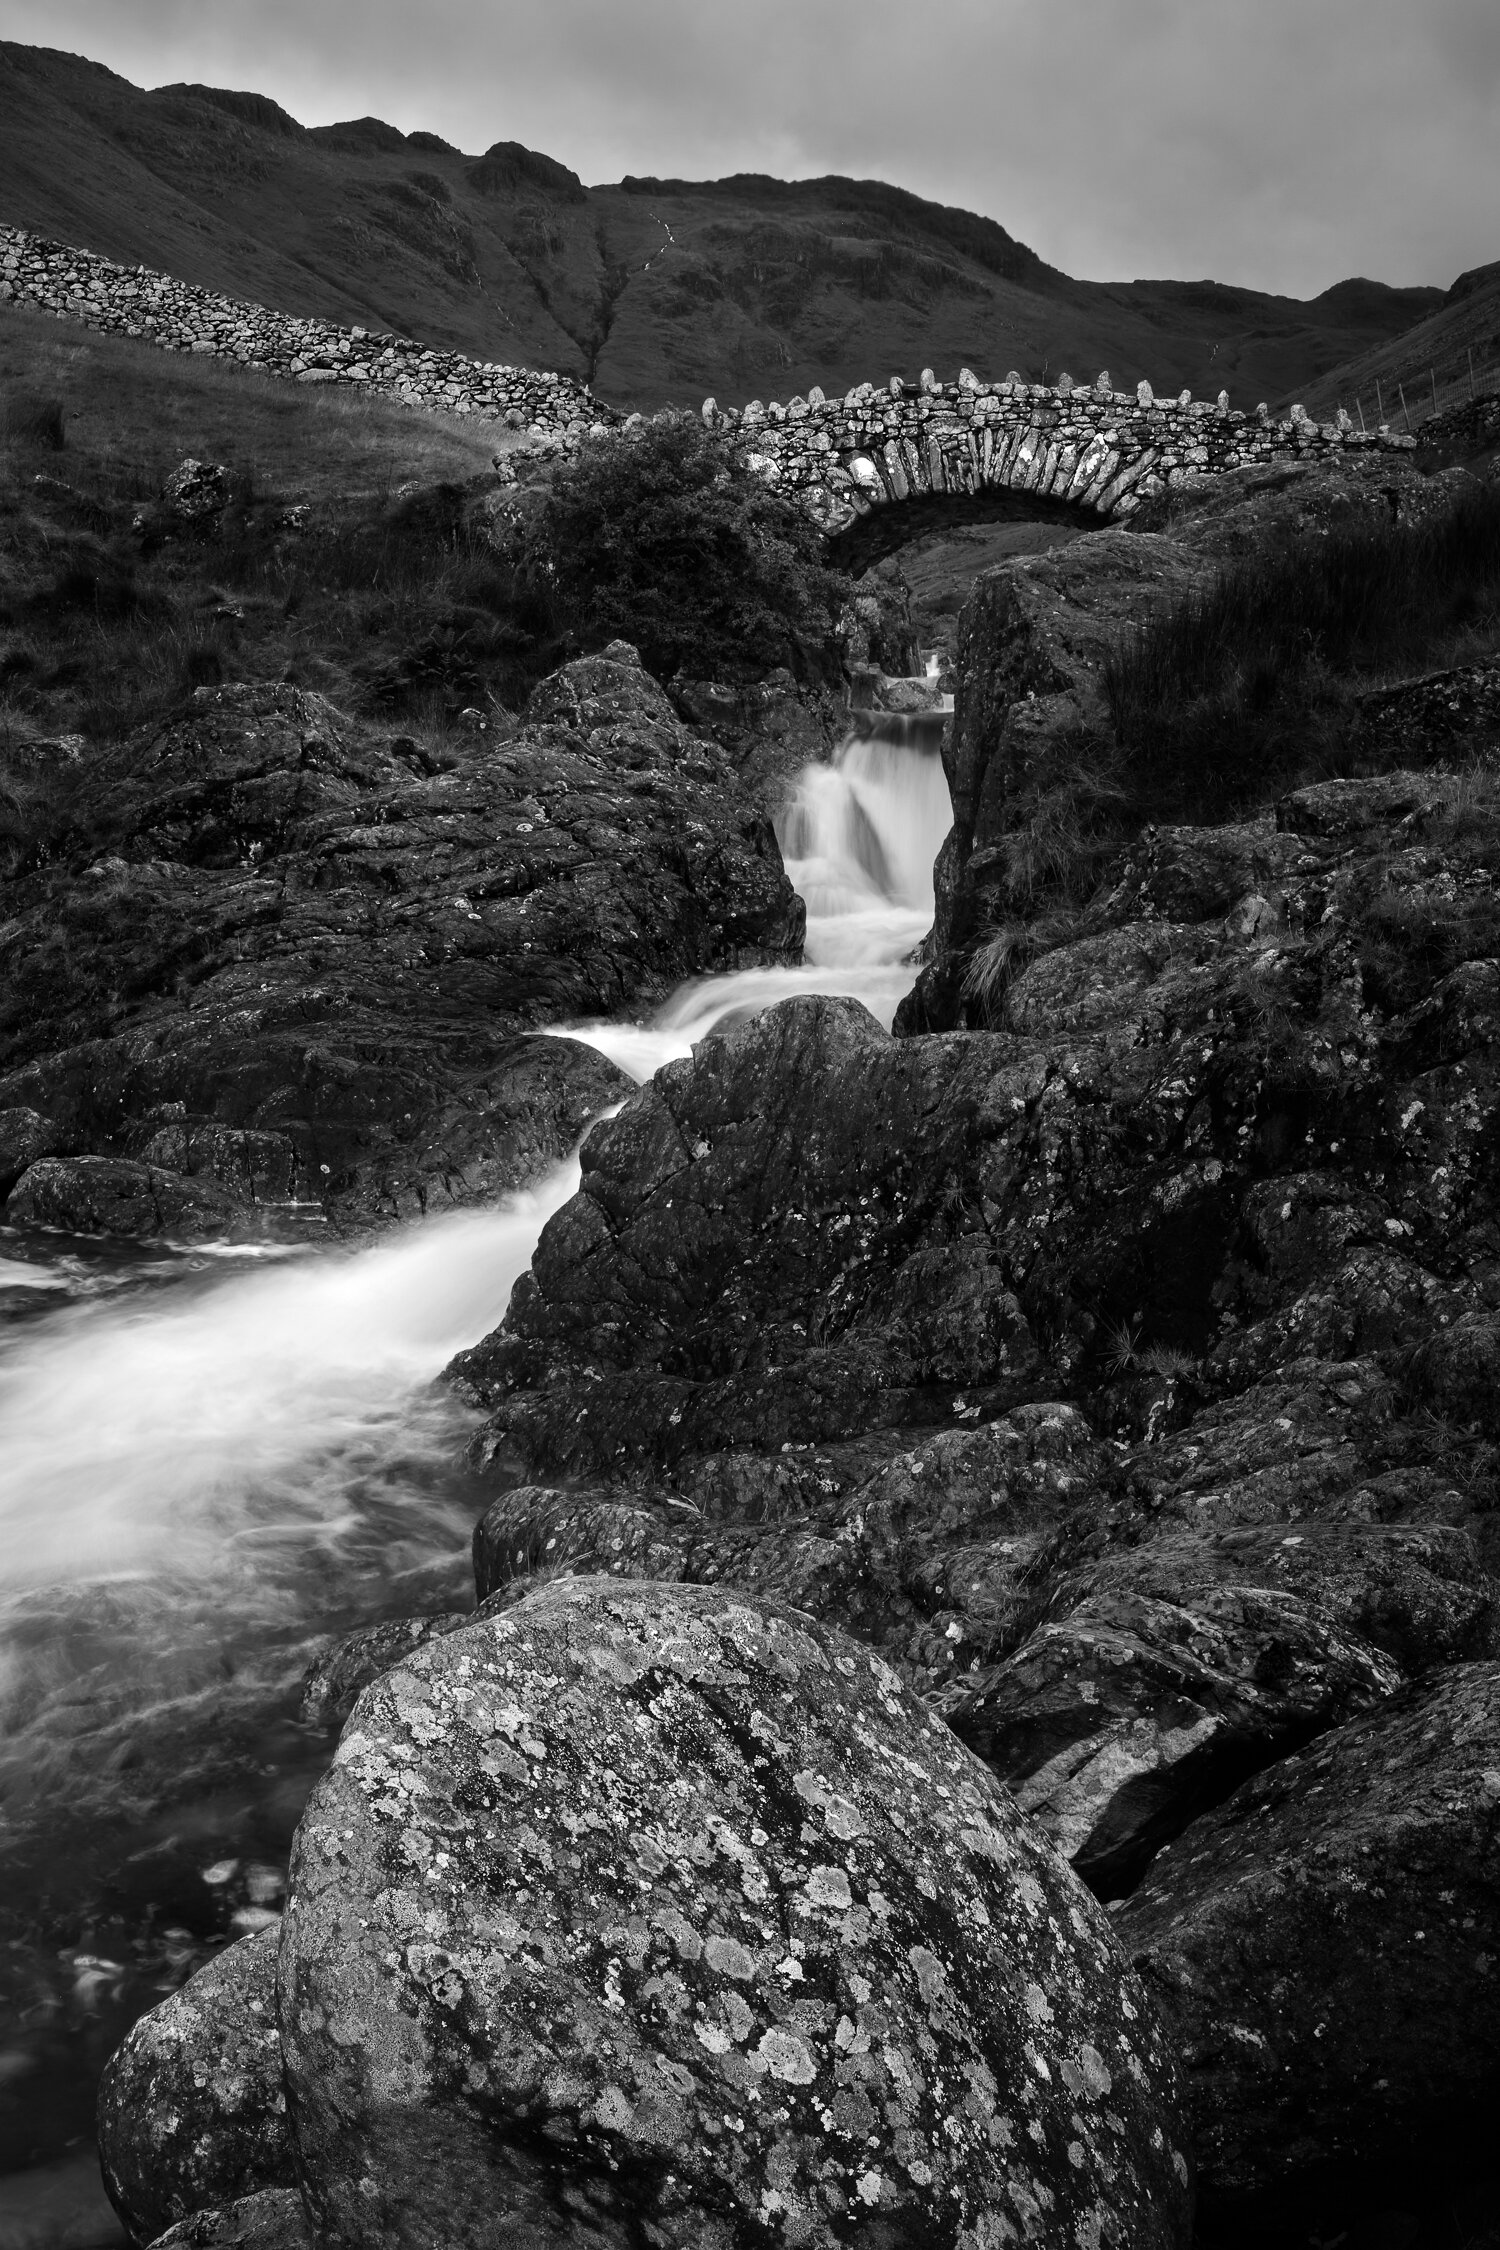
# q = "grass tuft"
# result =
<box><xmin>2</xmin><ymin>391</ymin><xmax>66</xmax><ymax>449</ymax></box>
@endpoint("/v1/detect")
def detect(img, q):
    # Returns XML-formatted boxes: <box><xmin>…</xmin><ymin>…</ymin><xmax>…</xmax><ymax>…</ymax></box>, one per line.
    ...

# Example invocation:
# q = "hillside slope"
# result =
<box><xmin>1300</xmin><ymin>259</ymin><xmax>1500</xmax><ymax>428</ymax></box>
<box><xmin>0</xmin><ymin>40</ymin><xmax>1446</xmax><ymax>413</ymax></box>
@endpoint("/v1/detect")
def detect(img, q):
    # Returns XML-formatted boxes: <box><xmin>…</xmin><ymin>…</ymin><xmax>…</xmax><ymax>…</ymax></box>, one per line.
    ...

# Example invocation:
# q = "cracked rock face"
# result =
<box><xmin>278</xmin><ymin>1577</ymin><xmax>1194</xmax><ymax>2250</ymax></box>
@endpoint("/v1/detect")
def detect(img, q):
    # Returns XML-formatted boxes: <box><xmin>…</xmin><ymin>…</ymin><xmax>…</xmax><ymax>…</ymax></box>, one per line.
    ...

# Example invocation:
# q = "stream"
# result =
<box><xmin>0</xmin><ymin>717</ymin><xmax>952</xmax><ymax>2238</ymax></box>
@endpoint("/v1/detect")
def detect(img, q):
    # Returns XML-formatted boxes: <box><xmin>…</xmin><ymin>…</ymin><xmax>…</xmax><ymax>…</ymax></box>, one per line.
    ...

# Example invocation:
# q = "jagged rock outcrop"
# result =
<box><xmin>0</xmin><ymin>650</ymin><xmax>801</xmax><ymax>1232</ymax></box>
<box><xmin>149</xmin><ymin>2191</ymin><xmax>312</xmax><ymax>2250</ymax></box>
<box><xmin>1118</xmin><ymin>1662</ymin><xmax>1500</xmax><ymax>2238</ymax></box>
<box><xmin>278</xmin><ymin>1578</ymin><xmax>1195</xmax><ymax>2250</ymax></box>
<box><xmin>97</xmin><ymin>1927</ymin><xmax>294</xmax><ymax>2245</ymax></box>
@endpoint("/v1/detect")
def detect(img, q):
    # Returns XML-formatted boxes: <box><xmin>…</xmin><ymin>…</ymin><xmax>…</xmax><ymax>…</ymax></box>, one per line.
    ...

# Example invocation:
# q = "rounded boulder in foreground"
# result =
<box><xmin>99</xmin><ymin>1925</ymin><xmax>294</xmax><ymax>2245</ymax></box>
<box><xmin>279</xmin><ymin>1578</ymin><xmax>1193</xmax><ymax>2250</ymax></box>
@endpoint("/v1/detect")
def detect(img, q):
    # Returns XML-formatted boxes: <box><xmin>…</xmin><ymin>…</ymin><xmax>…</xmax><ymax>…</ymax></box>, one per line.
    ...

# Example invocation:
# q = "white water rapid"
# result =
<box><xmin>0</xmin><ymin>720</ymin><xmax>951</xmax><ymax>2194</ymax></box>
<box><xmin>560</xmin><ymin>727</ymin><xmax>953</xmax><ymax>1079</ymax></box>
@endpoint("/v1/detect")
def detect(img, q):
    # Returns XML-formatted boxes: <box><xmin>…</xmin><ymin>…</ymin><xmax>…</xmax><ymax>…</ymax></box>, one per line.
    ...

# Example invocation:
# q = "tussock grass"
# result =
<box><xmin>1</xmin><ymin>390</ymin><xmax>66</xmax><ymax>449</ymax></box>
<box><xmin>1103</xmin><ymin>482</ymin><xmax>1500</xmax><ymax>826</ymax></box>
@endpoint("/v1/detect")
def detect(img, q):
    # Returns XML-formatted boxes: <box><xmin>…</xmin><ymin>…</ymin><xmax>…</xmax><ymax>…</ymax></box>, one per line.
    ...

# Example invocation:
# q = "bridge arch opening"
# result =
<box><xmin>826</xmin><ymin>482</ymin><xmax>1110</xmax><ymax>574</ymax></box>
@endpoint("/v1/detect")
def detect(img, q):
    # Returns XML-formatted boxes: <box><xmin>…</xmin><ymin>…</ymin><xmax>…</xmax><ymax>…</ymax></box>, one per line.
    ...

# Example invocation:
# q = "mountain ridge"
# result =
<box><xmin>0</xmin><ymin>38</ymin><xmax>1451</xmax><ymax>413</ymax></box>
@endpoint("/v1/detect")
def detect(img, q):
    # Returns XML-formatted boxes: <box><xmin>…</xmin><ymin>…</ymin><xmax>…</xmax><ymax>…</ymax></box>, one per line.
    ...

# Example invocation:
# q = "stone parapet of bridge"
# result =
<box><xmin>702</xmin><ymin>366</ymin><xmax>1417</xmax><ymax>532</ymax></box>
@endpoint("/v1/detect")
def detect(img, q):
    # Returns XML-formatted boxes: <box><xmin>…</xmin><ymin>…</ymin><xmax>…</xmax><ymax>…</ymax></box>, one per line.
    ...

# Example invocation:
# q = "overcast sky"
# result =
<box><xmin>6</xmin><ymin>0</ymin><xmax>1497</xmax><ymax>297</ymax></box>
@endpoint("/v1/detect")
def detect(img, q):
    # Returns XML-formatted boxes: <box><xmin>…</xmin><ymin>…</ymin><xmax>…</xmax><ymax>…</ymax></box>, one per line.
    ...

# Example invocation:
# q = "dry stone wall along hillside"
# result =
<box><xmin>0</xmin><ymin>225</ymin><xmax>609</xmax><ymax>438</ymax></box>
<box><xmin>2</xmin><ymin>225</ymin><xmax>1415</xmax><ymax>527</ymax></box>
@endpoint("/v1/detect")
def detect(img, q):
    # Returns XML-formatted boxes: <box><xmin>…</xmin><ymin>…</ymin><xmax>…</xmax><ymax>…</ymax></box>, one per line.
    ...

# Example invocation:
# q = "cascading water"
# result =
<box><xmin>0</xmin><ymin>719</ymin><xmax>951</xmax><ymax>2212</ymax></box>
<box><xmin>557</xmin><ymin>724</ymin><xmax>952</xmax><ymax>1078</ymax></box>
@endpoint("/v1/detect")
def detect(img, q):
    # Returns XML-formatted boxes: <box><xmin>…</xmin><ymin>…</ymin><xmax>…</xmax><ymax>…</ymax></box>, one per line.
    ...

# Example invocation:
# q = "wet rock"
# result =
<box><xmin>298</xmin><ymin>1611</ymin><xmax>471</xmax><ymax>1729</ymax></box>
<box><xmin>451</xmin><ymin>995</ymin><xmax>1046</xmax><ymax>1472</ymax></box>
<box><xmin>947</xmin><ymin>1520</ymin><xmax>1492</xmax><ymax>1894</ymax></box>
<box><xmin>668</xmin><ymin>669</ymin><xmax>845</xmax><ymax>812</ymax></box>
<box><xmin>1118</xmin><ymin>1661</ymin><xmax>1500</xmax><ymax>2232</ymax></box>
<box><xmin>951</xmin><ymin>1581</ymin><xmax>1401</xmax><ymax>1898</ymax></box>
<box><xmin>0</xmin><ymin>1103</ymin><xmax>61</xmax><ymax>1196</ymax></box>
<box><xmin>149</xmin><ymin>2190</ymin><xmax>312</xmax><ymax>2250</ymax></box>
<box><xmin>99</xmin><ymin>1927</ymin><xmax>294</xmax><ymax>2246</ymax></box>
<box><xmin>0</xmin><ymin>663</ymin><xmax>798</xmax><ymax>1230</ymax></box>
<box><xmin>279</xmin><ymin>1577</ymin><xmax>1194</xmax><ymax>2250</ymax></box>
<box><xmin>5</xmin><ymin>1154</ymin><xmax>240</xmax><ymax>1239</ymax></box>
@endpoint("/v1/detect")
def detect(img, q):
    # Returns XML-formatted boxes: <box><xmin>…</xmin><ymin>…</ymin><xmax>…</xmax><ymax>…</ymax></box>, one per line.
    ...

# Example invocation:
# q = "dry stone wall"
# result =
<box><xmin>2</xmin><ymin>225</ymin><xmax>1418</xmax><ymax>529</ymax></box>
<box><xmin>705</xmin><ymin>364</ymin><xmax>1416</xmax><ymax>532</ymax></box>
<box><xmin>0</xmin><ymin>225</ymin><xmax>609</xmax><ymax>439</ymax></box>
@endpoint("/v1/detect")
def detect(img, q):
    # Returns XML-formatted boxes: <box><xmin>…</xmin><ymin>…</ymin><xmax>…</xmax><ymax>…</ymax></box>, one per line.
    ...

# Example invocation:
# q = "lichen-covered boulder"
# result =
<box><xmin>149</xmin><ymin>2189</ymin><xmax>311</xmax><ymax>2250</ymax></box>
<box><xmin>99</xmin><ymin>1927</ymin><xmax>295</xmax><ymax>2245</ymax></box>
<box><xmin>1117</xmin><ymin>1661</ymin><xmax>1500</xmax><ymax>2229</ymax></box>
<box><xmin>279</xmin><ymin>1578</ymin><xmax>1194</xmax><ymax>2250</ymax></box>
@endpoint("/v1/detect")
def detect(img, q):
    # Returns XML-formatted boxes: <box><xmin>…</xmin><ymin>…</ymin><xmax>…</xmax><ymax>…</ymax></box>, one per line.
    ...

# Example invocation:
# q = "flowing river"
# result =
<box><xmin>0</xmin><ymin>720</ymin><xmax>951</xmax><ymax>2234</ymax></box>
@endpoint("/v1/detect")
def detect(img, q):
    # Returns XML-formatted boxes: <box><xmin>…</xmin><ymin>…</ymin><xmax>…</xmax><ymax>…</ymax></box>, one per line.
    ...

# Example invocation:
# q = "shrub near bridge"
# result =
<box><xmin>512</xmin><ymin>414</ymin><xmax>851</xmax><ymax>687</ymax></box>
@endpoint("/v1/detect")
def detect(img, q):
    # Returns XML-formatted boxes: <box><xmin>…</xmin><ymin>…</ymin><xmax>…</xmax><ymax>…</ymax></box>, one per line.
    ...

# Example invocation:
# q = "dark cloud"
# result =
<box><xmin>8</xmin><ymin>0</ymin><xmax>1496</xmax><ymax>294</ymax></box>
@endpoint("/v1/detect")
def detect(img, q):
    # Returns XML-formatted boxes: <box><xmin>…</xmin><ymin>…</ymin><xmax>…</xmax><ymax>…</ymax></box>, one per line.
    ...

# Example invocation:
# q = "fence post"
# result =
<box><xmin>1375</xmin><ymin>377</ymin><xmax>1384</xmax><ymax>425</ymax></box>
<box><xmin>1357</xmin><ymin>397</ymin><xmax>1366</xmax><ymax>434</ymax></box>
<box><xmin>1430</xmin><ymin>368</ymin><xmax>1438</xmax><ymax>414</ymax></box>
<box><xmin>1398</xmin><ymin>382</ymin><xmax>1410</xmax><ymax>431</ymax></box>
<box><xmin>1469</xmin><ymin>348</ymin><xmax>1476</xmax><ymax>400</ymax></box>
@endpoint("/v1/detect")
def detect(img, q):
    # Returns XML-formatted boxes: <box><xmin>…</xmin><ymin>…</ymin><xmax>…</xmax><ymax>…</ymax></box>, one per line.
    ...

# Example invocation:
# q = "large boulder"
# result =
<box><xmin>279</xmin><ymin>1578</ymin><xmax>1195</xmax><ymax>2250</ymax></box>
<box><xmin>1117</xmin><ymin>1662</ymin><xmax>1500</xmax><ymax>2235</ymax></box>
<box><xmin>450</xmin><ymin>994</ymin><xmax>1046</xmax><ymax>1474</ymax></box>
<box><xmin>98</xmin><ymin>1926</ymin><xmax>294</xmax><ymax>2245</ymax></box>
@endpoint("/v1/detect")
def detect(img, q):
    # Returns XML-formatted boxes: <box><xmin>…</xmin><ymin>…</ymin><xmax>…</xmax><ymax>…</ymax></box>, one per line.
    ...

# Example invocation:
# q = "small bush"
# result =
<box><xmin>3</xmin><ymin>391</ymin><xmax>66</xmax><ymax>449</ymax></box>
<box><xmin>512</xmin><ymin>417</ymin><xmax>851</xmax><ymax>685</ymax></box>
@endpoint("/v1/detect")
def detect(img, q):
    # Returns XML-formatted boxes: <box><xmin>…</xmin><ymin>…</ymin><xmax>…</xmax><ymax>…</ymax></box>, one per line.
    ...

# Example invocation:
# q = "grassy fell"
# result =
<box><xmin>0</xmin><ymin>306</ymin><xmax>530</xmax><ymax>779</ymax></box>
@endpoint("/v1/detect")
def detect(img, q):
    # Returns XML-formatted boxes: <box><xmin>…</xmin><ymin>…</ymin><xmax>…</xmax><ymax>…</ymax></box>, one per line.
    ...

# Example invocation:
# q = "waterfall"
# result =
<box><xmin>559</xmin><ymin>727</ymin><xmax>952</xmax><ymax>1079</ymax></box>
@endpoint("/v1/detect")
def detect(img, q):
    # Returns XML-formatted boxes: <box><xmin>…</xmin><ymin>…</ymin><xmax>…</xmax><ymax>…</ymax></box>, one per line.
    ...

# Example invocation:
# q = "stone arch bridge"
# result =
<box><xmin>702</xmin><ymin>366</ymin><xmax>1415</xmax><ymax>543</ymax></box>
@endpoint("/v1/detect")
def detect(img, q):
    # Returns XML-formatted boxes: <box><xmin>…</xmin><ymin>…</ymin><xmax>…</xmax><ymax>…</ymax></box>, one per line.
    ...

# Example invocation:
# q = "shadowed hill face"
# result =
<box><xmin>0</xmin><ymin>39</ymin><xmax>1446</xmax><ymax>414</ymax></box>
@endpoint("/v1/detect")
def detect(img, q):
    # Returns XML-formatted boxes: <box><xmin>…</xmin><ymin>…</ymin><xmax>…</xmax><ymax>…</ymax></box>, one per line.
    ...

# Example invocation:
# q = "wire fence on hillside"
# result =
<box><xmin>1338</xmin><ymin>340</ymin><xmax>1500</xmax><ymax>437</ymax></box>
